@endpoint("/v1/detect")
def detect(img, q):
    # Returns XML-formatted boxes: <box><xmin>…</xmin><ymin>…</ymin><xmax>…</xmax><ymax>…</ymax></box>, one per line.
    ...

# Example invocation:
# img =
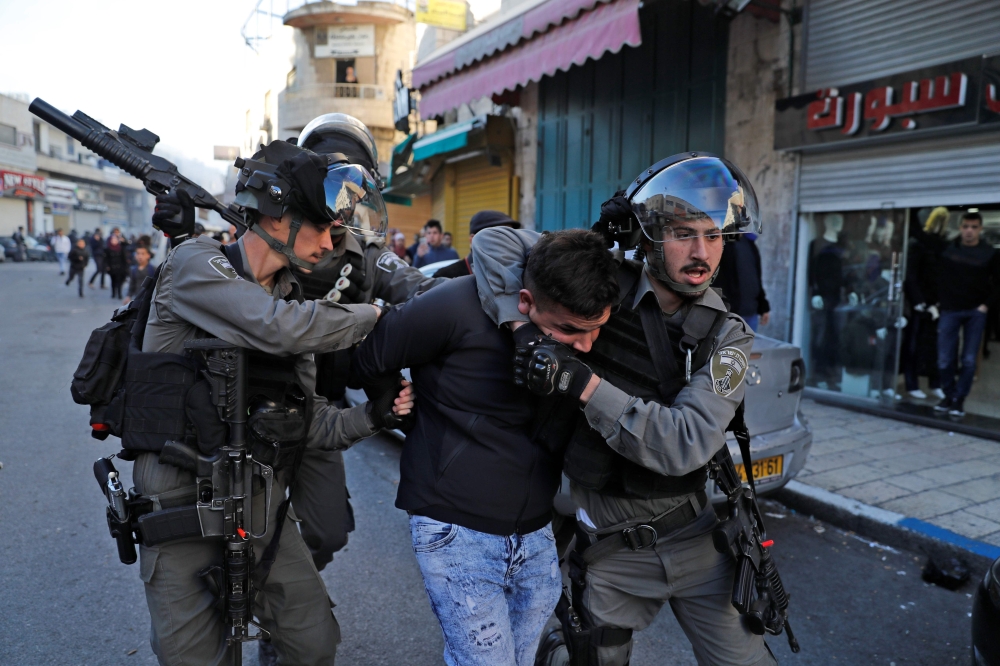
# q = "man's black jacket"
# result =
<box><xmin>352</xmin><ymin>275</ymin><xmax>565</xmax><ymax>536</ymax></box>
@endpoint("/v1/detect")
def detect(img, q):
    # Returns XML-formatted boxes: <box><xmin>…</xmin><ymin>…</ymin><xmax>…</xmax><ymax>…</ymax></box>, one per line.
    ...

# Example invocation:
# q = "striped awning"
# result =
<box><xmin>415</xmin><ymin>0</ymin><xmax>641</xmax><ymax>119</ymax></box>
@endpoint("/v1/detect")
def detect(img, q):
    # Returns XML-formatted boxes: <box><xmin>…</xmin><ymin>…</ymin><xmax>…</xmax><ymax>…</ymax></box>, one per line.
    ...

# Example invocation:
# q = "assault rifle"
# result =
<box><xmin>28</xmin><ymin>98</ymin><xmax>246</xmax><ymax>234</ymax></box>
<box><xmin>160</xmin><ymin>339</ymin><xmax>273</xmax><ymax>665</ymax></box>
<box><xmin>94</xmin><ymin>340</ymin><xmax>273</xmax><ymax>665</ymax></box>
<box><xmin>709</xmin><ymin>418</ymin><xmax>800</xmax><ymax>653</ymax></box>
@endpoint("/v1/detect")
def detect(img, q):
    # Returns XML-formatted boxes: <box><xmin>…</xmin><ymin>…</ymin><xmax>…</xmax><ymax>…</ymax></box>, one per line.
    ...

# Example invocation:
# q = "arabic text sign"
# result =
<box><xmin>315</xmin><ymin>25</ymin><xmax>375</xmax><ymax>58</ymax></box>
<box><xmin>774</xmin><ymin>56</ymin><xmax>1000</xmax><ymax>150</ymax></box>
<box><xmin>416</xmin><ymin>0</ymin><xmax>467</xmax><ymax>32</ymax></box>
<box><xmin>1</xmin><ymin>170</ymin><xmax>46</xmax><ymax>199</ymax></box>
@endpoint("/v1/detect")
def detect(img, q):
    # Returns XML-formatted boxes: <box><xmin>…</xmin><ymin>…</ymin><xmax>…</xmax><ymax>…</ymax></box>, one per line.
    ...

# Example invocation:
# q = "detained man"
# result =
<box><xmin>351</xmin><ymin>230</ymin><xmax>620</xmax><ymax>666</ymax></box>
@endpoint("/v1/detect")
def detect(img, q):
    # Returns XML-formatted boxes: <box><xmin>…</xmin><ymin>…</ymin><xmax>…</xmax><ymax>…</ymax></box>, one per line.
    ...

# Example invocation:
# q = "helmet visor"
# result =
<box><xmin>631</xmin><ymin>157</ymin><xmax>760</xmax><ymax>243</ymax></box>
<box><xmin>323</xmin><ymin>163</ymin><xmax>388</xmax><ymax>238</ymax></box>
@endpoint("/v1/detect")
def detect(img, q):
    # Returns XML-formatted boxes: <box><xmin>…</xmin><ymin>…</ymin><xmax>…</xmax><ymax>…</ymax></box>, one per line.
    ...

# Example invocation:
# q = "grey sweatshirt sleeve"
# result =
<box><xmin>581</xmin><ymin>316</ymin><xmax>754</xmax><ymax>476</ymax></box>
<box><xmin>470</xmin><ymin>227</ymin><xmax>541</xmax><ymax>326</ymax></box>
<box><xmin>295</xmin><ymin>354</ymin><xmax>377</xmax><ymax>450</ymax></box>
<box><xmin>367</xmin><ymin>246</ymin><xmax>447</xmax><ymax>304</ymax></box>
<box><xmin>157</xmin><ymin>239</ymin><xmax>377</xmax><ymax>356</ymax></box>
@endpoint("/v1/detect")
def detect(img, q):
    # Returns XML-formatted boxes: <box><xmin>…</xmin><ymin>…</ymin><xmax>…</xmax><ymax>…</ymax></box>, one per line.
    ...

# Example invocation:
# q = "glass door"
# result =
<box><xmin>802</xmin><ymin>209</ymin><xmax>908</xmax><ymax>402</ymax></box>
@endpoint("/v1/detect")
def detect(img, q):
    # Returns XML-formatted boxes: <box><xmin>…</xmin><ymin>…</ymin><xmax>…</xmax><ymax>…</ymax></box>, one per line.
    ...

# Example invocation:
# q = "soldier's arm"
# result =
<box><xmin>295</xmin><ymin>355</ymin><xmax>377</xmax><ymax>450</ymax></box>
<box><xmin>580</xmin><ymin>317</ymin><xmax>753</xmax><ymax>476</ymax></box>
<box><xmin>352</xmin><ymin>282</ymin><xmax>461</xmax><ymax>380</ymax></box>
<box><xmin>162</xmin><ymin>241</ymin><xmax>377</xmax><ymax>356</ymax></box>
<box><xmin>368</xmin><ymin>246</ymin><xmax>447</xmax><ymax>304</ymax></box>
<box><xmin>470</xmin><ymin>227</ymin><xmax>540</xmax><ymax>326</ymax></box>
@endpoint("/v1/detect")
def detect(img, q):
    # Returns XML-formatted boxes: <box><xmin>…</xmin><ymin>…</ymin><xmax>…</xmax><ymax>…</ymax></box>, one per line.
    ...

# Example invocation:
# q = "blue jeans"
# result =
<box><xmin>743</xmin><ymin>314</ymin><xmax>760</xmax><ymax>332</ymax></box>
<box><xmin>56</xmin><ymin>252</ymin><xmax>68</xmax><ymax>273</ymax></box>
<box><xmin>409</xmin><ymin>515</ymin><xmax>562</xmax><ymax>666</ymax></box>
<box><xmin>937</xmin><ymin>309</ymin><xmax>987</xmax><ymax>400</ymax></box>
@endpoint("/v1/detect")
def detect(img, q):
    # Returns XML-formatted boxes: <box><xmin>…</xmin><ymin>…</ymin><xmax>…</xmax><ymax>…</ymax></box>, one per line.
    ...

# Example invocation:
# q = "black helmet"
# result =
<box><xmin>234</xmin><ymin>141</ymin><xmax>388</xmax><ymax>269</ymax></box>
<box><xmin>297</xmin><ymin>113</ymin><xmax>383</xmax><ymax>189</ymax></box>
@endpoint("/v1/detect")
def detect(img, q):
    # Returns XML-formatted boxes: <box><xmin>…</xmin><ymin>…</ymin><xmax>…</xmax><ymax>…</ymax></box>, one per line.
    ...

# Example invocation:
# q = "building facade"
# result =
<box><xmin>0</xmin><ymin>93</ymin><xmax>43</xmax><ymax>237</ymax></box>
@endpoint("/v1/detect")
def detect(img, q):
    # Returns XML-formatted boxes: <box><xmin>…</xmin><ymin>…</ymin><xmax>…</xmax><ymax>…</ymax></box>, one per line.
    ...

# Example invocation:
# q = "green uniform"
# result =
<box><xmin>135</xmin><ymin>234</ymin><xmax>379</xmax><ymax>665</ymax></box>
<box><xmin>471</xmin><ymin>227</ymin><xmax>777</xmax><ymax>666</ymax></box>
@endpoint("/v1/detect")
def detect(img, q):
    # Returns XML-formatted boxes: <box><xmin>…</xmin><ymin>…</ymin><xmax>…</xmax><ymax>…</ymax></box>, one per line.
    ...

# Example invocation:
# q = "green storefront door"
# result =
<box><xmin>536</xmin><ymin>0</ymin><xmax>728</xmax><ymax>231</ymax></box>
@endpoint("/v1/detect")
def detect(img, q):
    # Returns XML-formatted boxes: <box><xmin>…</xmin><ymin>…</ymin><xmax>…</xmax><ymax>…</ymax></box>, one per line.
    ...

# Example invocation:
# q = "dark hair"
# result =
<box><xmin>962</xmin><ymin>211</ymin><xmax>983</xmax><ymax>224</ymax></box>
<box><xmin>524</xmin><ymin>229</ymin><xmax>619</xmax><ymax>318</ymax></box>
<box><xmin>425</xmin><ymin>219</ymin><xmax>443</xmax><ymax>232</ymax></box>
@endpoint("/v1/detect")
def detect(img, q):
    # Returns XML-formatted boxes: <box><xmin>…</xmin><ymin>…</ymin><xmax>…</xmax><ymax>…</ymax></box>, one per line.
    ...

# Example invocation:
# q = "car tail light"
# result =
<box><xmin>789</xmin><ymin>359</ymin><xmax>805</xmax><ymax>393</ymax></box>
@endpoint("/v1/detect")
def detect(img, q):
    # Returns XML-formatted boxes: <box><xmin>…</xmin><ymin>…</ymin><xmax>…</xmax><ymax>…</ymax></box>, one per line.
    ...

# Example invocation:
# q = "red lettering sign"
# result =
<box><xmin>0</xmin><ymin>170</ymin><xmax>46</xmax><ymax>199</ymax></box>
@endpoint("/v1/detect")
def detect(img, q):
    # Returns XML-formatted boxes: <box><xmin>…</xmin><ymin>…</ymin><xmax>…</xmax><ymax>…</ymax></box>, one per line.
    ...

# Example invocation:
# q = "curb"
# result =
<box><xmin>773</xmin><ymin>480</ymin><xmax>1000</xmax><ymax>573</ymax></box>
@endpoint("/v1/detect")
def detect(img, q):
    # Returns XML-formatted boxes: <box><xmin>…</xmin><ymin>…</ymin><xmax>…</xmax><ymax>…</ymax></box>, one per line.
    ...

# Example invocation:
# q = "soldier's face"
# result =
<box><xmin>274</xmin><ymin>212</ymin><xmax>334</xmax><ymax>264</ymax></box>
<box><xmin>652</xmin><ymin>218</ymin><xmax>723</xmax><ymax>289</ymax></box>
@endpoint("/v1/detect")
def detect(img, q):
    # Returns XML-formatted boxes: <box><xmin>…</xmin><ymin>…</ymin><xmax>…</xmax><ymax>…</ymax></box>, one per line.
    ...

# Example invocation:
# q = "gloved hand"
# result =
<box><xmin>514</xmin><ymin>335</ymin><xmax>593</xmax><ymax>400</ymax></box>
<box><xmin>591</xmin><ymin>190</ymin><xmax>632</xmax><ymax>248</ymax></box>
<box><xmin>364</xmin><ymin>375</ymin><xmax>414</xmax><ymax>431</ymax></box>
<box><xmin>324</xmin><ymin>254</ymin><xmax>368</xmax><ymax>304</ymax></box>
<box><xmin>152</xmin><ymin>189</ymin><xmax>196</xmax><ymax>239</ymax></box>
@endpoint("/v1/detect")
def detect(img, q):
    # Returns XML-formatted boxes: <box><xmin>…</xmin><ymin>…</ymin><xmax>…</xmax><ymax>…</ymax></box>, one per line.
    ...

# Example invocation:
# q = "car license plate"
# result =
<box><xmin>735</xmin><ymin>455</ymin><xmax>783</xmax><ymax>483</ymax></box>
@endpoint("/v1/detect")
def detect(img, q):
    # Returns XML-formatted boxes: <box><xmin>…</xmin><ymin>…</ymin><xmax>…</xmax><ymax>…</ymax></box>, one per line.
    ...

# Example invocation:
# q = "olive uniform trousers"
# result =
<box><xmin>135</xmin><ymin>454</ymin><xmax>340</xmax><ymax>666</ymax></box>
<box><xmin>548</xmin><ymin>507</ymin><xmax>777</xmax><ymax>666</ymax></box>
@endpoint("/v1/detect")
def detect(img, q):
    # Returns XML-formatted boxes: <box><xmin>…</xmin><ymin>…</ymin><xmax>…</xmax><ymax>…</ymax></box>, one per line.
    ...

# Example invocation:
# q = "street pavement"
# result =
<box><xmin>795</xmin><ymin>400</ymin><xmax>1000</xmax><ymax>550</ymax></box>
<box><xmin>0</xmin><ymin>260</ymin><xmax>982</xmax><ymax>665</ymax></box>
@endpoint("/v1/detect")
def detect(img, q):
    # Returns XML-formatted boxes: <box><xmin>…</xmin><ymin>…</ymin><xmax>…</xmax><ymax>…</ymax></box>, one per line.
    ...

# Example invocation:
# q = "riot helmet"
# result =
<box><xmin>621</xmin><ymin>153</ymin><xmax>760</xmax><ymax>295</ymax></box>
<box><xmin>297</xmin><ymin>113</ymin><xmax>382</xmax><ymax>189</ymax></box>
<box><xmin>234</xmin><ymin>141</ymin><xmax>388</xmax><ymax>269</ymax></box>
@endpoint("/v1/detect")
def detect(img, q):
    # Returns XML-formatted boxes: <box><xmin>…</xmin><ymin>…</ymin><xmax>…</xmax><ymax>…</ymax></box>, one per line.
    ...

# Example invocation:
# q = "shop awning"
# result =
<box><xmin>411</xmin><ymin>117</ymin><xmax>485</xmax><ymax>161</ymax></box>
<box><xmin>415</xmin><ymin>0</ymin><xmax>641</xmax><ymax>119</ymax></box>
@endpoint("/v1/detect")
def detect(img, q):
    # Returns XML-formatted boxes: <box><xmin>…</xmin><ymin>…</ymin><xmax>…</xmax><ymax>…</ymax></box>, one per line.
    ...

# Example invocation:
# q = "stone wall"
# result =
<box><xmin>724</xmin><ymin>6</ymin><xmax>801</xmax><ymax>341</ymax></box>
<box><xmin>513</xmin><ymin>82</ymin><xmax>538</xmax><ymax>229</ymax></box>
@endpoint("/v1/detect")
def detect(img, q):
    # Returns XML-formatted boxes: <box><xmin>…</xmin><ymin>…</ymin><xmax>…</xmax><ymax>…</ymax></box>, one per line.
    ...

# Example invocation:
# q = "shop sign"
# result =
<box><xmin>416</xmin><ymin>0</ymin><xmax>467</xmax><ymax>32</ymax></box>
<box><xmin>0</xmin><ymin>170</ymin><xmax>46</xmax><ymax>199</ymax></box>
<box><xmin>775</xmin><ymin>55</ymin><xmax>1000</xmax><ymax>150</ymax></box>
<box><xmin>315</xmin><ymin>25</ymin><xmax>375</xmax><ymax>58</ymax></box>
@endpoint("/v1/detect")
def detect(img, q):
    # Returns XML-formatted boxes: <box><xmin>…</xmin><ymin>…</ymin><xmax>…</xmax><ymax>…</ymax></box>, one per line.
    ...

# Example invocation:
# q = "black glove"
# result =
<box><xmin>591</xmin><ymin>190</ymin><xmax>632</xmax><ymax>248</ymax></box>
<box><xmin>364</xmin><ymin>374</ymin><xmax>413</xmax><ymax>431</ymax></box>
<box><xmin>514</xmin><ymin>335</ymin><xmax>593</xmax><ymax>400</ymax></box>
<box><xmin>152</xmin><ymin>189</ymin><xmax>196</xmax><ymax>239</ymax></box>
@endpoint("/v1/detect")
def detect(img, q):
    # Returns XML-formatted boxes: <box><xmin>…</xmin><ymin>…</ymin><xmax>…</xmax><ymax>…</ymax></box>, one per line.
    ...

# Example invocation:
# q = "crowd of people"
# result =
<box><xmin>50</xmin><ymin>226</ymin><xmax>156</xmax><ymax>300</ymax></box>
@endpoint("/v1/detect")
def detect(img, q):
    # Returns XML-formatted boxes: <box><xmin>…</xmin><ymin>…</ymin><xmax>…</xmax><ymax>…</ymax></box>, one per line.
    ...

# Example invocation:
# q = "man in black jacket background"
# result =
<box><xmin>352</xmin><ymin>230</ymin><xmax>619</xmax><ymax>666</ymax></box>
<box><xmin>934</xmin><ymin>211</ymin><xmax>1000</xmax><ymax>418</ymax></box>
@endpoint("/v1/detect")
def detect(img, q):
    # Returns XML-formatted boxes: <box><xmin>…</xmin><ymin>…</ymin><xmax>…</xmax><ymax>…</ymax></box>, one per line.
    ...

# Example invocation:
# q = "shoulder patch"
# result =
<box><xmin>207</xmin><ymin>255</ymin><xmax>242</xmax><ymax>280</ymax></box>
<box><xmin>375</xmin><ymin>252</ymin><xmax>408</xmax><ymax>273</ymax></box>
<box><xmin>710</xmin><ymin>346</ymin><xmax>748</xmax><ymax>397</ymax></box>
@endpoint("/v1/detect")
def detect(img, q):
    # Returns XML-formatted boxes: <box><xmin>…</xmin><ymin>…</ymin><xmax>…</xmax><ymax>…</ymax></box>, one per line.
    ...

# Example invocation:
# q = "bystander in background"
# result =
<box><xmin>65</xmin><ymin>238</ymin><xmax>91</xmax><ymax>298</ymax></box>
<box><xmin>715</xmin><ymin>232</ymin><xmax>770</xmax><ymax>331</ymax></box>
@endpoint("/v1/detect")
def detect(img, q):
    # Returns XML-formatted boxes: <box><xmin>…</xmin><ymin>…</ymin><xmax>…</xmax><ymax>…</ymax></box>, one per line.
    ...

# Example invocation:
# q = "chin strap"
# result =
<box><xmin>251</xmin><ymin>211</ymin><xmax>318</xmax><ymax>270</ymax></box>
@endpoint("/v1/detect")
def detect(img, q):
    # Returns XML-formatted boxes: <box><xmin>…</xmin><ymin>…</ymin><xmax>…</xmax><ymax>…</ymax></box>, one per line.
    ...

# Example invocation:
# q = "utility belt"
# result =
<box><xmin>554</xmin><ymin>491</ymin><xmax>706</xmax><ymax>664</ymax></box>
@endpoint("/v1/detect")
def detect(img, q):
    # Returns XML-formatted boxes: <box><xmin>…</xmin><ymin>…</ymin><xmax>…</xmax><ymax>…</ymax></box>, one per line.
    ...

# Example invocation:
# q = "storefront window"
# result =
<box><xmin>798</xmin><ymin>209</ymin><xmax>908</xmax><ymax>400</ymax></box>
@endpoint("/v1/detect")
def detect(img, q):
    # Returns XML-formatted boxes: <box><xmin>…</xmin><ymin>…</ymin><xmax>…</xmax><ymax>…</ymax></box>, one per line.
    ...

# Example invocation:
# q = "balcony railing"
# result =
<box><xmin>286</xmin><ymin>82</ymin><xmax>389</xmax><ymax>100</ymax></box>
<box><xmin>242</xmin><ymin>0</ymin><xmax>415</xmax><ymax>52</ymax></box>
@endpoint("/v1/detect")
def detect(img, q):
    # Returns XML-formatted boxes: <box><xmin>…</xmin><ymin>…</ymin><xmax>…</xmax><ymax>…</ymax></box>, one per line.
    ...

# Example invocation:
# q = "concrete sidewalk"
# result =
<box><xmin>784</xmin><ymin>399</ymin><xmax>1000</xmax><ymax>560</ymax></box>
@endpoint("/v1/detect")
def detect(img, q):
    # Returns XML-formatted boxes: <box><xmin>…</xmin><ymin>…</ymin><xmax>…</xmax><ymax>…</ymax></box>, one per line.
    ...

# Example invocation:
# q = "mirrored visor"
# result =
<box><xmin>631</xmin><ymin>157</ymin><xmax>760</xmax><ymax>243</ymax></box>
<box><xmin>323</xmin><ymin>163</ymin><xmax>388</xmax><ymax>238</ymax></box>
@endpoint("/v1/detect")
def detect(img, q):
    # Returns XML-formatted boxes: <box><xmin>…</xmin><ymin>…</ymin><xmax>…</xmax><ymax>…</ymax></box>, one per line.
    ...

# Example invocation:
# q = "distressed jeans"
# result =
<box><xmin>410</xmin><ymin>514</ymin><xmax>562</xmax><ymax>666</ymax></box>
<box><xmin>937</xmin><ymin>308</ymin><xmax>987</xmax><ymax>400</ymax></box>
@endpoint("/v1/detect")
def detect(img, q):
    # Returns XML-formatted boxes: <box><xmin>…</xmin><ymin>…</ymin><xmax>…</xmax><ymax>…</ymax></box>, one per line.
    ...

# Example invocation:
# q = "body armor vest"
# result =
<box><xmin>296</xmin><ymin>248</ymin><xmax>370</xmax><ymax>401</ymax></box>
<box><xmin>563</xmin><ymin>263</ymin><xmax>727</xmax><ymax>499</ymax></box>
<box><xmin>118</xmin><ymin>246</ymin><xmax>309</xmax><ymax>467</ymax></box>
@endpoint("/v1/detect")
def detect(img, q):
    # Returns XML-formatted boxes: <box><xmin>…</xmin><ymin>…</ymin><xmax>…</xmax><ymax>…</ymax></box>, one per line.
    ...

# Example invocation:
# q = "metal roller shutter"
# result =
<box><xmin>0</xmin><ymin>198</ymin><xmax>26</xmax><ymax>236</ymax></box>
<box><xmin>805</xmin><ymin>0</ymin><xmax>1000</xmax><ymax>90</ymax></box>
<box><xmin>452</xmin><ymin>155</ymin><xmax>512</xmax><ymax>258</ymax></box>
<box><xmin>798</xmin><ymin>132</ymin><xmax>1000</xmax><ymax>212</ymax></box>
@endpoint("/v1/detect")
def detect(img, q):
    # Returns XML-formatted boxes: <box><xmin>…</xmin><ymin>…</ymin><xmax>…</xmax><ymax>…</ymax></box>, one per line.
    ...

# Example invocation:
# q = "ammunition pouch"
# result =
<box><xmin>247</xmin><ymin>392</ymin><xmax>308</xmax><ymax>471</ymax></box>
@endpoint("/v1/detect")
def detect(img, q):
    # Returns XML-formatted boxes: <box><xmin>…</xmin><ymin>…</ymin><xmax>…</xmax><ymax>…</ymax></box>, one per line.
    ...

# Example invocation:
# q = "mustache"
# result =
<box><xmin>679</xmin><ymin>260</ymin><xmax>712</xmax><ymax>273</ymax></box>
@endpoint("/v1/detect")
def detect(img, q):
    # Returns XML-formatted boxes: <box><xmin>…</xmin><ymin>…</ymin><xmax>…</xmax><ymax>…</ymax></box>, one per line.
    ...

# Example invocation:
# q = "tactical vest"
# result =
<box><xmin>563</xmin><ymin>262</ymin><xmax>728</xmax><ymax>500</ymax></box>
<box><xmin>296</xmin><ymin>248</ymin><xmax>370</xmax><ymax>401</ymax></box>
<box><xmin>112</xmin><ymin>244</ymin><xmax>309</xmax><ymax>467</ymax></box>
